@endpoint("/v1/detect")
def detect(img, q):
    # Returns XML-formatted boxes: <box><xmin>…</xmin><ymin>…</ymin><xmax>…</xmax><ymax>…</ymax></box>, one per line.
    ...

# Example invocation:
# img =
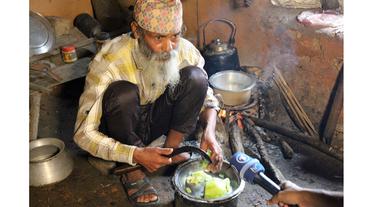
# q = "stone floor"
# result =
<box><xmin>30</xmin><ymin>79</ymin><xmax>343</xmax><ymax>207</ymax></box>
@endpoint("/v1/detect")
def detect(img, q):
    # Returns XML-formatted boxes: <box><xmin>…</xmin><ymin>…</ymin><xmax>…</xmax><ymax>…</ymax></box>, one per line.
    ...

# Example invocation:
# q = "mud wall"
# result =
<box><xmin>30</xmin><ymin>0</ymin><xmax>93</xmax><ymax>20</ymax></box>
<box><xmin>182</xmin><ymin>0</ymin><xmax>343</xmax><ymax>137</ymax></box>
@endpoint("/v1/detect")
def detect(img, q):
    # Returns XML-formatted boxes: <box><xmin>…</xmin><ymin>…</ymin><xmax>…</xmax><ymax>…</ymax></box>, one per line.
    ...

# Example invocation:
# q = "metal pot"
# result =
<box><xmin>209</xmin><ymin>70</ymin><xmax>256</xmax><ymax>106</ymax></box>
<box><xmin>30</xmin><ymin>138</ymin><xmax>74</xmax><ymax>186</ymax></box>
<box><xmin>172</xmin><ymin>159</ymin><xmax>245</xmax><ymax>207</ymax></box>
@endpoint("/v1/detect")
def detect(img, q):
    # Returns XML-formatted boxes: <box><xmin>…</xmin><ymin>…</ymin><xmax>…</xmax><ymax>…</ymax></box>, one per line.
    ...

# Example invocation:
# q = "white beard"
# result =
<box><xmin>141</xmin><ymin>50</ymin><xmax>180</xmax><ymax>90</ymax></box>
<box><xmin>133</xmin><ymin>38</ymin><xmax>181</xmax><ymax>102</ymax></box>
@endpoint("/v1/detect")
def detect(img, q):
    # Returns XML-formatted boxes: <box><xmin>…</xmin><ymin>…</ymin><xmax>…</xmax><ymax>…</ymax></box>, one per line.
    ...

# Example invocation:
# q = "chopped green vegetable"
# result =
<box><xmin>199</xmin><ymin>150</ymin><xmax>212</xmax><ymax>169</ymax></box>
<box><xmin>185</xmin><ymin>170</ymin><xmax>233</xmax><ymax>200</ymax></box>
<box><xmin>206</xmin><ymin>149</ymin><xmax>212</xmax><ymax>157</ymax></box>
<box><xmin>186</xmin><ymin>170</ymin><xmax>212</xmax><ymax>185</ymax></box>
<box><xmin>204</xmin><ymin>177</ymin><xmax>232</xmax><ymax>199</ymax></box>
<box><xmin>200</xmin><ymin>159</ymin><xmax>209</xmax><ymax>169</ymax></box>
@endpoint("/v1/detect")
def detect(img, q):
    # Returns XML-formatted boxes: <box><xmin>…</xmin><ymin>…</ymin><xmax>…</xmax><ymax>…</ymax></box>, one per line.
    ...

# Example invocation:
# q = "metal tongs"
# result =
<box><xmin>169</xmin><ymin>146</ymin><xmax>211</xmax><ymax>162</ymax></box>
<box><xmin>113</xmin><ymin>146</ymin><xmax>211</xmax><ymax>175</ymax></box>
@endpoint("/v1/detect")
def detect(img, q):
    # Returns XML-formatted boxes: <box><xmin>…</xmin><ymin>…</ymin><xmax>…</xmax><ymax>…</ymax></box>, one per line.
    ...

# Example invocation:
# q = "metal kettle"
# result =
<box><xmin>201</xmin><ymin>18</ymin><xmax>240</xmax><ymax>78</ymax></box>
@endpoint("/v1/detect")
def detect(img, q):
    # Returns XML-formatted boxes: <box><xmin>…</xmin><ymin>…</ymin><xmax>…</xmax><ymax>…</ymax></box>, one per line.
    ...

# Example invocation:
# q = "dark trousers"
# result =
<box><xmin>99</xmin><ymin>66</ymin><xmax>208</xmax><ymax>147</ymax></box>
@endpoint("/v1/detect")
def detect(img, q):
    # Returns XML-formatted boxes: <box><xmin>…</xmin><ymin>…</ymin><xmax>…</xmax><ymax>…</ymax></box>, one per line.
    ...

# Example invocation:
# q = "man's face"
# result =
<box><xmin>131</xmin><ymin>22</ymin><xmax>181</xmax><ymax>94</ymax></box>
<box><xmin>132</xmin><ymin>22</ymin><xmax>181</xmax><ymax>61</ymax></box>
<box><xmin>142</xmin><ymin>29</ymin><xmax>180</xmax><ymax>54</ymax></box>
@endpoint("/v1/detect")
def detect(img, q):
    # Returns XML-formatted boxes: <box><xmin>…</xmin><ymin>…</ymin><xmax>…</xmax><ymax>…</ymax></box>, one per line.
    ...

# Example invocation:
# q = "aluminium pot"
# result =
<box><xmin>172</xmin><ymin>159</ymin><xmax>245</xmax><ymax>207</ymax></box>
<box><xmin>30</xmin><ymin>138</ymin><xmax>74</xmax><ymax>186</ymax></box>
<box><xmin>209</xmin><ymin>70</ymin><xmax>256</xmax><ymax>106</ymax></box>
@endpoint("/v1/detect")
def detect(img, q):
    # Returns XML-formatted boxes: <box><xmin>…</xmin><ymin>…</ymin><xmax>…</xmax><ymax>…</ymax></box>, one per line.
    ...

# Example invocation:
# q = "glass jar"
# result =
<box><xmin>61</xmin><ymin>45</ymin><xmax>78</xmax><ymax>63</ymax></box>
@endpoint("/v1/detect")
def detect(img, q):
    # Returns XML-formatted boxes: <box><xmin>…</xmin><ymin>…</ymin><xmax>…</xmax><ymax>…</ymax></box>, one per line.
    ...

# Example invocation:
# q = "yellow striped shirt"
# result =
<box><xmin>74</xmin><ymin>33</ymin><xmax>219</xmax><ymax>165</ymax></box>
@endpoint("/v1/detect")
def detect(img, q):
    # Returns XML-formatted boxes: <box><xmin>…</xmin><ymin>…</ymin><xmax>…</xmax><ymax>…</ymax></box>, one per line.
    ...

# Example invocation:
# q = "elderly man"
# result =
<box><xmin>74</xmin><ymin>0</ymin><xmax>223</xmax><ymax>205</ymax></box>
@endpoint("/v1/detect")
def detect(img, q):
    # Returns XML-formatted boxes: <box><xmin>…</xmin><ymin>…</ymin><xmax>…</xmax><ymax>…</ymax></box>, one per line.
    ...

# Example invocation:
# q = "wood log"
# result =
<box><xmin>29</xmin><ymin>92</ymin><xmax>42</xmax><ymax>141</ymax></box>
<box><xmin>228</xmin><ymin>117</ymin><xmax>260</xmax><ymax>160</ymax></box>
<box><xmin>258</xmin><ymin>127</ymin><xmax>294</xmax><ymax>160</ymax></box>
<box><xmin>244</xmin><ymin>118</ymin><xmax>285</xmax><ymax>184</ymax></box>
<box><xmin>279</xmin><ymin>139</ymin><xmax>294</xmax><ymax>159</ymax></box>
<box><xmin>214</xmin><ymin>116</ymin><xmax>232</xmax><ymax>160</ymax></box>
<box><xmin>273</xmin><ymin>67</ymin><xmax>318</xmax><ymax>137</ymax></box>
<box><xmin>247</xmin><ymin>116</ymin><xmax>343</xmax><ymax>161</ymax></box>
<box><xmin>229</xmin><ymin>120</ymin><xmax>245</xmax><ymax>154</ymax></box>
<box><xmin>320</xmin><ymin>65</ymin><xmax>343</xmax><ymax>144</ymax></box>
<box><xmin>254</xmin><ymin>126</ymin><xmax>272</xmax><ymax>142</ymax></box>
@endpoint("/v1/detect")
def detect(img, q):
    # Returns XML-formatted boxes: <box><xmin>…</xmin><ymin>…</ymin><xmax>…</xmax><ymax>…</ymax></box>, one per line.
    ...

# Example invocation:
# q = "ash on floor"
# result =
<box><xmin>30</xmin><ymin>79</ymin><xmax>343</xmax><ymax>207</ymax></box>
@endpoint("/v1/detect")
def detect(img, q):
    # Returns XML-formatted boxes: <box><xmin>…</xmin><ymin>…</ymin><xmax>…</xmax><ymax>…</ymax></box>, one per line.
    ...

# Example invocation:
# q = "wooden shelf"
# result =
<box><xmin>30</xmin><ymin>29</ymin><xmax>96</xmax><ymax>94</ymax></box>
<box><xmin>29</xmin><ymin>24</ymin><xmax>96</xmax><ymax>140</ymax></box>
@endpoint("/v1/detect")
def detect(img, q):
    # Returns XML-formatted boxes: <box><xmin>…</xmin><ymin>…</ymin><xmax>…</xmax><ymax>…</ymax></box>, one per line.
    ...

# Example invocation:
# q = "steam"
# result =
<box><xmin>262</xmin><ymin>26</ymin><xmax>299</xmax><ymax>84</ymax></box>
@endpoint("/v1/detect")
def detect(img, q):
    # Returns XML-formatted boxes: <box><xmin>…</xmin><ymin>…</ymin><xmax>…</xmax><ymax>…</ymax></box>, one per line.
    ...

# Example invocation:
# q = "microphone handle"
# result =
<box><xmin>253</xmin><ymin>172</ymin><xmax>281</xmax><ymax>195</ymax></box>
<box><xmin>253</xmin><ymin>173</ymin><xmax>298</xmax><ymax>207</ymax></box>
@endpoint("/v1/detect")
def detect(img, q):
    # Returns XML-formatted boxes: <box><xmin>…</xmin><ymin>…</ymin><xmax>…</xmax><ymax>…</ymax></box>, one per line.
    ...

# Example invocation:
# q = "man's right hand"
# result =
<box><xmin>133</xmin><ymin>147</ymin><xmax>173</xmax><ymax>172</ymax></box>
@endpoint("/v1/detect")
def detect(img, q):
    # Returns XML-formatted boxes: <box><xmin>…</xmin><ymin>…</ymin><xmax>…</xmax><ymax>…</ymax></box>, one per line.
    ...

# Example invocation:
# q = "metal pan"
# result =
<box><xmin>30</xmin><ymin>11</ymin><xmax>55</xmax><ymax>56</ymax></box>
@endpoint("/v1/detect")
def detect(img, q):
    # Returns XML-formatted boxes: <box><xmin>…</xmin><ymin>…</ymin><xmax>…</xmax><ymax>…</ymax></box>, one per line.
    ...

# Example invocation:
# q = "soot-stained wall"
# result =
<box><xmin>182</xmin><ymin>0</ymin><xmax>343</xmax><ymax>145</ymax></box>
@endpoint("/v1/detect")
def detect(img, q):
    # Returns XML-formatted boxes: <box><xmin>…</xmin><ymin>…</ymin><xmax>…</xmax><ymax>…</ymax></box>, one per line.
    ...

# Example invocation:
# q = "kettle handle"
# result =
<box><xmin>202</xmin><ymin>18</ymin><xmax>237</xmax><ymax>49</ymax></box>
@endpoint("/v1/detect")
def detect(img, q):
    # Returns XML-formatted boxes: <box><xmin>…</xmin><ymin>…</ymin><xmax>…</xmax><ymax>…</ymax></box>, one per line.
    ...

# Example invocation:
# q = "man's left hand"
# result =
<box><xmin>200</xmin><ymin>129</ymin><xmax>223</xmax><ymax>172</ymax></box>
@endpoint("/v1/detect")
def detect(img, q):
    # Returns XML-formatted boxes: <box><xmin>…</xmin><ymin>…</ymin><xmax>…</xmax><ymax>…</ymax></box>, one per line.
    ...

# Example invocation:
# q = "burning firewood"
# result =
<box><xmin>243</xmin><ymin>118</ymin><xmax>286</xmax><ymax>184</ymax></box>
<box><xmin>245</xmin><ymin>115</ymin><xmax>343</xmax><ymax>161</ymax></box>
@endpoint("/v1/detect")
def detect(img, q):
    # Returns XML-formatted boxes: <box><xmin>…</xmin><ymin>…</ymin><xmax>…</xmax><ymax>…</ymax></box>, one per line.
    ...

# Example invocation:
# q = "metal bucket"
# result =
<box><xmin>172</xmin><ymin>159</ymin><xmax>245</xmax><ymax>207</ymax></box>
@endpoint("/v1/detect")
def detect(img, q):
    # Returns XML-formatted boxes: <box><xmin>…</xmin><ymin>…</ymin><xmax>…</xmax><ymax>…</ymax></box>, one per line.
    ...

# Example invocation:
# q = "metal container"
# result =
<box><xmin>172</xmin><ymin>159</ymin><xmax>245</xmax><ymax>207</ymax></box>
<box><xmin>30</xmin><ymin>138</ymin><xmax>74</xmax><ymax>186</ymax></box>
<box><xmin>73</xmin><ymin>13</ymin><xmax>102</xmax><ymax>38</ymax></box>
<box><xmin>29</xmin><ymin>11</ymin><xmax>55</xmax><ymax>56</ymax></box>
<box><xmin>209</xmin><ymin>70</ymin><xmax>256</xmax><ymax>106</ymax></box>
<box><xmin>201</xmin><ymin>18</ymin><xmax>240</xmax><ymax>78</ymax></box>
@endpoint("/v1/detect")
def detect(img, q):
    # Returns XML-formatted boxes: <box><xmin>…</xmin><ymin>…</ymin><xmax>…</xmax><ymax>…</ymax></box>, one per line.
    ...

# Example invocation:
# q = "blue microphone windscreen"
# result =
<box><xmin>230</xmin><ymin>152</ymin><xmax>265</xmax><ymax>183</ymax></box>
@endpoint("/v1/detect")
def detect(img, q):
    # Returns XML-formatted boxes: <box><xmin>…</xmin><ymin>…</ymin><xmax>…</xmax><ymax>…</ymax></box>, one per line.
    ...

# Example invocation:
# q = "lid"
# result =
<box><xmin>209</xmin><ymin>39</ymin><xmax>229</xmax><ymax>53</ymax></box>
<box><xmin>29</xmin><ymin>11</ymin><xmax>55</xmax><ymax>57</ymax></box>
<box><xmin>62</xmin><ymin>45</ymin><xmax>76</xmax><ymax>52</ymax></box>
<box><xmin>204</xmin><ymin>38</ymin><xmax>235</xmax><ymax>56</ymax></box>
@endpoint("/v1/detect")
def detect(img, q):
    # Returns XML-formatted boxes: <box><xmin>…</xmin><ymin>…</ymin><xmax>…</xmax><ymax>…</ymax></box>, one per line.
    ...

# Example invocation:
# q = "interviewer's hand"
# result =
<box><xmin>133</xmin><ymin>147</ymin><xmax>173</xmax><ymax>172</ymax></box>
<box><xmin>267</xmin><ymin>180</ymin><xmax>343</xmax><ymax>207</ymax></box>
<box><xmin>267</xmin><ymin>181</ymin><xmax>304</xmax><ymax>207</ymax></box>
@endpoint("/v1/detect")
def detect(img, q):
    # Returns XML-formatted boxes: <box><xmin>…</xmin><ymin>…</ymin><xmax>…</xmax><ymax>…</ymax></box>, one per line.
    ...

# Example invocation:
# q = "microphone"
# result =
<box><xmin>230</xmin><ymin>152</ymin><xmax>281</xmax><ymax>195</ymax></box>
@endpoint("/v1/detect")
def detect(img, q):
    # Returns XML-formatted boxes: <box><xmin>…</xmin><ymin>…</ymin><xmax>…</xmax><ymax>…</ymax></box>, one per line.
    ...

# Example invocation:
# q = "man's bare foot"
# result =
<box><xmin>122</xmin><ymin>169</ymin><xmax>158</xmax><ymax>204</ymax></box>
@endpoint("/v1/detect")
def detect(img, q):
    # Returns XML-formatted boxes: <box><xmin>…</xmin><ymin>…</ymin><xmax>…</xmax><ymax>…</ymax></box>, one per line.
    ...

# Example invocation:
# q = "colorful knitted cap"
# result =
<box><xmin>134</xmin><ymin>0</ymin><xmax>183</xmax><ymax>35</ymax></box>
